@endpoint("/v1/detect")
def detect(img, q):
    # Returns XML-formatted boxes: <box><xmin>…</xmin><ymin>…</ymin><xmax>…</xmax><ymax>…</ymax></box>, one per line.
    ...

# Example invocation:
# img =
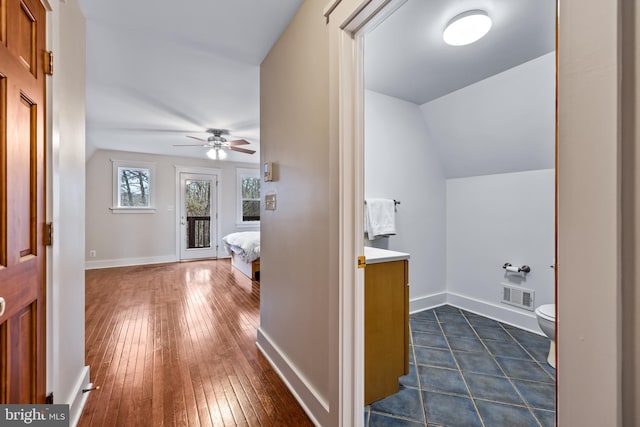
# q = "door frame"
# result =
<box><xmin>331</xmin><ymin>0</ymin><xmax>559</xmax><ymax>425</ymax></box>
<box><xmin>175</xmin><ymin>166</ymin><xmax>221</xmax><ymax>261</ymax></box>
<box><xmin>329</xmin><ymin>1</ymin><xmax>406</xmax><ymax>425</ymax></box>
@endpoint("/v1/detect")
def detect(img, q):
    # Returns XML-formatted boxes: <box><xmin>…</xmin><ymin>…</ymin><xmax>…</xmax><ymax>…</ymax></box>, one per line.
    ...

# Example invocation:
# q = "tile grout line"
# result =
<box><xmin>370</xmin><ymin>307</ymin><xmax>555</xmax><ymax>427</ymax></box>
<box><xmin>498</xmin><ymin>323</ymin><xmax>555</xmax><ymax>426</ymax></box>
<box><xmin>500</xmin><ymin>325</ymin><xmax>556</xmax><ymax>383</ymax></box>
<box><xmin>460</xmin><ymin>310</ymin><xmax>545</xmax><ymax>427</ymax></box>
<box><xmin>408</xmin><ymin>321</ymin><xmax>429</xmax><ymax>427</ymax></box>
<box><xmin>434</xmin><ymin>308</ymin><xmax>487</xmax><ymax>427</ymax></box>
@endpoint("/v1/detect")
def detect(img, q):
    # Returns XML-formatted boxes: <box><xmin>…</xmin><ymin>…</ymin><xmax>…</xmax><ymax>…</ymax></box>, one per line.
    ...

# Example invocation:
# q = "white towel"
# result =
<box><xmin>365</xmin><ymin>198</ymin><xmax>396</xmax><ymax>240</ymax></box>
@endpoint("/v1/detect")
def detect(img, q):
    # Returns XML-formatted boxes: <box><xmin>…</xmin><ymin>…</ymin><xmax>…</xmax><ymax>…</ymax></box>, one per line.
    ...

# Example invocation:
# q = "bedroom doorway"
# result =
<box><xmin>179</xmin><ymin>172</ymin><xmax>219</xmax><ymax>260</ymax></box>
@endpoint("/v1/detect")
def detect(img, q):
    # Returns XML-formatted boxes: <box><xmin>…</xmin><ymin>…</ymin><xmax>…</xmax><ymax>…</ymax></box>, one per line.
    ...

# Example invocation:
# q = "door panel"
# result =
<box><xmin>17</xmin><ymin>2</ymin><xmax>36</xmax><ymax>74</ymax></box>
<box><xmin>0</xmin><ymin>0</ymin><xmax>46</xmax><ymax>404</ymax></box>
<box><xmin>8</xmin><ymin>303</ymin><xmax>35</xmax><ymax>403</ymax></box>
<box><xmin>0</xmin><ymin>74</ymin><xmax>6</xmax><ymax>267</ymax></box>
<box><xmin>14</xmin><ymin>94</ymin><xmax>36</xmax><ymax>258</ymax></box>
<box><xmin>180</xmin><ymin>173</ymin><xmax>218</xmax><ymax>260</ymax></box>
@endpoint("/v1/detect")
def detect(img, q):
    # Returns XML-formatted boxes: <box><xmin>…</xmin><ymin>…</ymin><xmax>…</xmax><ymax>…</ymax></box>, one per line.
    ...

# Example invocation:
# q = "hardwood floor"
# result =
<box><xmin>79</xmin><ymin>260</ymin><xmax>313</xmax><ymax>427</ymax></box>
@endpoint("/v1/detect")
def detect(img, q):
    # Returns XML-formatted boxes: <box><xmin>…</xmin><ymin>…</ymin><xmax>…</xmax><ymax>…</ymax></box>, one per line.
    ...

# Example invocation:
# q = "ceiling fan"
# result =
<box><xmin>173</xmin><ymin>128</ymin><xmax>256</xmax><ymax>160</ymax></box>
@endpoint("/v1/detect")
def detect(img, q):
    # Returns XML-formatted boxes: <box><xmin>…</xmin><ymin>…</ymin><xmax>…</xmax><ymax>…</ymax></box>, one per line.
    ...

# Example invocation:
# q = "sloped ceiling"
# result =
<box><xmin>80</xmin><ymin>0</ymin><xmax>555</xmax><ymax>169</ymax></box>
<box><xmin>365</xmin><ymin>0</ymin><xmax>556</xmax><ymax>105</ymax></box>
<box><xmin>365</xmin><ymin>0</ymin><xmax>556</xmax><ymax>179</ymax></box>
<box><xmin>79</xmin><ymin>0</ymin><xmax>304</xmax><ymax>162</ymax></box>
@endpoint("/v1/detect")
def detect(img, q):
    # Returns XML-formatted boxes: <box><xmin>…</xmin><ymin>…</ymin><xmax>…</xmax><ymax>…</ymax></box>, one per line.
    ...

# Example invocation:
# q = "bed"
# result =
<box><xmin>222</xmin><ymin>231</ymin><xmax>260</xmax><ymax>280</ymax></box>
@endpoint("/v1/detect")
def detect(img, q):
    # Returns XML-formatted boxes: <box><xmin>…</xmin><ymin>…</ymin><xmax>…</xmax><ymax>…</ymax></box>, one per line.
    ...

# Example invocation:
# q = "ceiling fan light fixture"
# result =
<box><xmin>206</xmin><ymin>147</ymin><xmax>228</xmax><ymax>160</ymax></box>
<box><xmin>443</xmin><ymin>10</ymin><xmax>492</xmax><ymax>46</ymax></box>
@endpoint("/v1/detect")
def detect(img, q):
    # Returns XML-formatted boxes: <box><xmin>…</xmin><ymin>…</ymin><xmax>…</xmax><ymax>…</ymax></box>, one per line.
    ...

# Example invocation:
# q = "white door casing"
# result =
<box><xmin>175</xmin><ymin>167</ymin><xmax>221</xmax><ymax>261</ymax></box>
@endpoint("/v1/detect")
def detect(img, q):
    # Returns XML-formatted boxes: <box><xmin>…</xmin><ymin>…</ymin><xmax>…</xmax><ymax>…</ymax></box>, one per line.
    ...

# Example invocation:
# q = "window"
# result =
<box><xmin>237</xmin><ymin>168</ymin><xmax>260</xmax><ymax>225</ymax></box>
<box><xmin>111</xmin><ymin>160</ymin><xmax>156</xmax><ymax>213</ymax></box>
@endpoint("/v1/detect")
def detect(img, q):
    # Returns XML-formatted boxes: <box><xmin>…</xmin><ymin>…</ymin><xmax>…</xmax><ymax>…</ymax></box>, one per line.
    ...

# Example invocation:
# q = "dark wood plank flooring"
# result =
<box><xmin>79</xmin><ymin>260</ymin><xmax>313</xmax><ymax>427</ymax></box>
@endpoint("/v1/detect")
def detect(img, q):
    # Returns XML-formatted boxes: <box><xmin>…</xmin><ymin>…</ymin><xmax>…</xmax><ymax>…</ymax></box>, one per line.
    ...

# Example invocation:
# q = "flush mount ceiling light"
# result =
<box><xmin>443</xmin><ymin>10</ymin><xmax>492</xmax><ymax>46</ymax></box>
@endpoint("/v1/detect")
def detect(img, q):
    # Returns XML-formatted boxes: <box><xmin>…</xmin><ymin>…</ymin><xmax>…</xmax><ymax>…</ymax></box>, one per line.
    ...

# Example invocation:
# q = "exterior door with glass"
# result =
<box><xmin>180</xmin><ymin>173</ymin><xmax>218</xmax><ymax>260</ymax></box>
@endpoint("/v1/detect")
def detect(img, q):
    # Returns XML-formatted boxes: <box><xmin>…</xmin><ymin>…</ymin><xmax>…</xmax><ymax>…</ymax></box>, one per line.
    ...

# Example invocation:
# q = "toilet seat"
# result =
<box><xmin>535</xmin><ymin>304</ymin><xmax>555</xmax><ymax>322</ymax></box>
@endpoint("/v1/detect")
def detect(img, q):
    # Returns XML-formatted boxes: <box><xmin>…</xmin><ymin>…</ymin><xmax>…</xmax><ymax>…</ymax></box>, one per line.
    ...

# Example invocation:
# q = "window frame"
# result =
<box><xmin>110</xmin><ymin>159</ymin><xmax>157</xmax><ymax>214</ymax></box>
<box><xmin>236</xmin><ymin>168</ymin><xmax>260</xmax><ymax>227</ymax></box>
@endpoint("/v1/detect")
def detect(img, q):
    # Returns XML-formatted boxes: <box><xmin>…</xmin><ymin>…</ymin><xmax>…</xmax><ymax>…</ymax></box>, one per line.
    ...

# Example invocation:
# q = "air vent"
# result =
<box><xmin>501</xmin><ymin>283</ymin><xmax>535</xmax><ymax>311</ymax></box>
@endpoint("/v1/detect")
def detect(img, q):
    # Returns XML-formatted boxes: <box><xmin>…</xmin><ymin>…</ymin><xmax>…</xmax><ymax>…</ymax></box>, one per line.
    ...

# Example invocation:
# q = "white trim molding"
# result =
<box><xmin>68</xmin><ymin>366</ymin><xmax>90</xmax><ymax>427</ymax></box>
<box><xmin>85</xmin><ymin>255</ymin><xmax>177</xmax><ymax>270</ymax></box>
<box><xmin>111</xmin><ymin>159</ymin><xmax>157</xmax><ymax>211</ymax></box>
<box><xmin>174</xmin><ymin>165</ymin><xmax>222</xmax><ymax>261</ymax></box>
<box><xmin>329</xmin><ymin>1</ymin><xmax>407</xmax><ymax>425</ymax></box>
<box><xmin>409</xmin><ymin>291</ymin><xmax>447</xmax><ymax>314</ymax></box>
<box><xmin>236</xmin><ymin>167</ymin><xmax>261</xmax><ymax>226</ymax></box>
<box><xmin>256</xmin><ymin>328</ymin><xmax>327</xmax><ymax>426</ymax></box>
<box><xmin>446</xmin><ymin>292</ymin><xmax>541</xmax><ymax>335</ymax></box>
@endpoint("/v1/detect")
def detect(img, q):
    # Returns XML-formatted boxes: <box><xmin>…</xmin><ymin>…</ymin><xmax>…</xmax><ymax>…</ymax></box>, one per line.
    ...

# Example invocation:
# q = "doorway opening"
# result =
<box><xmin>176</xmin><ymin>168</ymin><xmax>220</xmax><ymax>261</ymax></box>
<box><xmin>356</xmin><ymin>0</ymin><xmax>558</xmax><ymax>425</ymax></box>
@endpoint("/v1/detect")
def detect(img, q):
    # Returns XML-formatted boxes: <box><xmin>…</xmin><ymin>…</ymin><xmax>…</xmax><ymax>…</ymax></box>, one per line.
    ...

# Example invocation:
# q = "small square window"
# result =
<box><xmin>111</xmin><ymin>160</ymin><xmax>156</xmax><ymax>213</ymax></box>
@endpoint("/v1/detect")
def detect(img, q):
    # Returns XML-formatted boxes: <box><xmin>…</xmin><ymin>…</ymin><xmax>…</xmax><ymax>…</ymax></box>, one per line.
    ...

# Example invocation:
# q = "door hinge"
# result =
<box><xmin>45</xmin><ymin>393</ymin><xmax>53</xmax><ymax>404</ymax></box>
<box><xmin>44</xmin><ymin>51</ymin><xmax>53</xmax><ymax>75</ymax></box>
<box><xmin>357</xmin><ymin>255</ymin><xmax>366</xmax><ymax>269</ymax></box>
<box><xmin>43</xmin><ymin>223</ymin><xmax>53</xmax><ymax>246</ymax></box>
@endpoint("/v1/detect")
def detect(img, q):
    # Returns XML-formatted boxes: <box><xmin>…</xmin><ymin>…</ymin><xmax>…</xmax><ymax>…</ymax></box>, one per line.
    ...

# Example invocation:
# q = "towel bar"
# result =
<box><xmin>364</xmin><ymin>199</ymin><xmax>401</xmax><ymax>206</ymax></box>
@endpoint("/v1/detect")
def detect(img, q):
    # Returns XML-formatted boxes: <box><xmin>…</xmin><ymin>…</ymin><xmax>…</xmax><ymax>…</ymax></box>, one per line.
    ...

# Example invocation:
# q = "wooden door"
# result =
<box><xmin>0</xmin><ymin>0</ymin><xmax>47</xmax><ymax>404</ymax></box>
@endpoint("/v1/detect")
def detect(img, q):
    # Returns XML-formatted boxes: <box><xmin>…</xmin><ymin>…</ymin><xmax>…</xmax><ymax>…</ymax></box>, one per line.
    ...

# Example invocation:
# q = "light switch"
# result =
<box><xmin>265</xmin><ymin>193</ymin><xmax>277</xmax><ymax>210</ymax></box>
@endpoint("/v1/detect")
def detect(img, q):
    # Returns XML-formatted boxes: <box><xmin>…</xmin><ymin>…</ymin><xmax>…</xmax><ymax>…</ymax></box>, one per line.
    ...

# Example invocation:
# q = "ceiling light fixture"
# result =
<box><xmin>206</xmin><ymin>147</ymin><xmax>227</xmax><ymax>160</ymax></box>
<box><xmin>443</xmin><ymin>10</ymin><xmax>492</xmax><ymax>46</ymax></box>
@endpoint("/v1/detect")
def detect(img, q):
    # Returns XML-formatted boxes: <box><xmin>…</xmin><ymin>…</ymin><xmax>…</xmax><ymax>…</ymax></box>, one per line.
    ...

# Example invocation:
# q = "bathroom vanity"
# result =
<box><xmin>364</xmin><ymin>246</ymin><xmax>410</xmax><ymax>404</ymax></box>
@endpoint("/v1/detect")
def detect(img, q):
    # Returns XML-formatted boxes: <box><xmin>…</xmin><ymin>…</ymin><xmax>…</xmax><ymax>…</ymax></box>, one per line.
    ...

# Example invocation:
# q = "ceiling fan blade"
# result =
<box><xmin>173</xmin><ymin>144</ymin><xmax>208</xmax><ymax>147</ymax></box>
<box><xmin>186</xmin><ymin>135</ymin><xmax>208</xmax><ymax>142</ymax></box>
<box><xmin>230</xmin><ymin>146</ymin><xmax>256</xmax><ymax>154</ymax></box>
<box><xmin>227</xmin><ymin>139</ymin><xmax>250</xmax><ymax>146</ymax></box>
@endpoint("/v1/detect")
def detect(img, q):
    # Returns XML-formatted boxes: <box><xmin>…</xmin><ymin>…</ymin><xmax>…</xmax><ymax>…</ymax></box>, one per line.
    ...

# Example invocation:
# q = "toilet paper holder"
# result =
<box><xmin>502</xmin><ymin>263</ymin><xmax>531</xmax><ymax>273</ymax></box>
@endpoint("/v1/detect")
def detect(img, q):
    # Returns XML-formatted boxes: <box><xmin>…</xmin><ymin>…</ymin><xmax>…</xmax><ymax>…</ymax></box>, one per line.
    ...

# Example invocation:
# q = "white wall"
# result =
<box><xmin>47</xmin><ymin>0</ymin><xmax>90</xmax><ymax>424</ymax></box>
<box><xmin>85</xmin><ymin>149</ymin><xmax>259</xmax><ymax>268</ymax></box>
<box><xmin>421</xmin><ymin>52</ymin><xmax>556</xmax><ymax>179</ymax></box>
<box><xmin>259</xmin><ymin>0</ymin><xmax>337</xmax><ymax>424</ymax></box>
<box><xmin>364</xmin><ymin>54</ymin><xmax>555</xmax><ymax>329</ymax></box>
<box><xmin>364</xmin><ymin>90</ymin><xmax>447</xmax><ymax>308</ymax></box>
<box><xmin>446</xmin><ymin>170</ymin><xmax>555</xmax><ymax>331</ymax></box>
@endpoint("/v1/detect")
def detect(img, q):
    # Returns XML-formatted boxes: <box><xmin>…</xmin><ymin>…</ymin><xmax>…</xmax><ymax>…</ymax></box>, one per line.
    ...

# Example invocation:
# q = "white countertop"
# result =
<box><xmin>364</xmin><ymin>246</ymin><xmax>410</xmax><ymax>264</ymax></box>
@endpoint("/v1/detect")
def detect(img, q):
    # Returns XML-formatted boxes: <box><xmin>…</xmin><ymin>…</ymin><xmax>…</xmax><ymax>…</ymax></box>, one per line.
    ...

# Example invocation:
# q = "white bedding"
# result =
<box><xmin>222</xmin><ymin>231</ymin><xmax>260</xmax><ymax>262</ymax></box>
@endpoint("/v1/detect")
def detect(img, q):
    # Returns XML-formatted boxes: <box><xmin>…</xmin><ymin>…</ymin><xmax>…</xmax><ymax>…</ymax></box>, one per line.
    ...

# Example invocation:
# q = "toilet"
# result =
<box><xmin>534</xmin><ymin>303</ymin><xmax>556</xmax><ymax>368</ymax></box>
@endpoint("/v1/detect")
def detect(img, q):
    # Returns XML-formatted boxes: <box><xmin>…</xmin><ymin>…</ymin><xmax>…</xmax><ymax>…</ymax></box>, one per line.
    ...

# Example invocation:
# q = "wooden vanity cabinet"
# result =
<box><xmin>364</xmin><ymin>259</ymin><xmax>409</xmax><ymax>404</ymax></box>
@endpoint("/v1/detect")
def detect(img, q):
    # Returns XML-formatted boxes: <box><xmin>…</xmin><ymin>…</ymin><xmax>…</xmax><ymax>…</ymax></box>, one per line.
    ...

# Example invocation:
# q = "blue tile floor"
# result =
<box><xmin>365</xmin><ymin>305</ymin><xmax>555</xmax><ymax>427</ymax></box>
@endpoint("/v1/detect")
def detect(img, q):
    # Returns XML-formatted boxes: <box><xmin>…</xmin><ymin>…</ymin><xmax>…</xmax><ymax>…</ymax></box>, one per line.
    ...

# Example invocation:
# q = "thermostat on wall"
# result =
<box><xmin>264</xmin><ymin>162</ymin><xmax>273</xmax><ymax>182</ymax></box>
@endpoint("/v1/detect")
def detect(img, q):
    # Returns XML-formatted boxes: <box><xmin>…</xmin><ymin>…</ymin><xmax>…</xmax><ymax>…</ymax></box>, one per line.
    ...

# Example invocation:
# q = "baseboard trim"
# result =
<box><xmin>409</xmin><ymin>291</ymin><xmax>447</xmax><ymax>314</ymax></box>
<box><xmin>256</xmin><ymin>328</ymin><xmax>328</xmax><ymax>426</ymax></box>
<box><xmin>68</xmin><ymin>366</ymin><xmax>91</xmax><ymax>427</ymax></box>
<box><xmin>446</xmin><ymin>292</ymin><xmax>542</xmax><ymax>335</ymax></box>
<box><xmin>85</xmin><ymin>255</ymin><xmax>178</xmax><ymax>270</ymax></box>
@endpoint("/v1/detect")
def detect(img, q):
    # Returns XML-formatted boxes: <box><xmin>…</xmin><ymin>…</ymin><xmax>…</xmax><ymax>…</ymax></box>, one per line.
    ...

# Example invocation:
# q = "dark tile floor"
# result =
<box><xmin>365</xmin><ymin>305</ymin><xmax>555</xmax><ymax>427</ymax></box>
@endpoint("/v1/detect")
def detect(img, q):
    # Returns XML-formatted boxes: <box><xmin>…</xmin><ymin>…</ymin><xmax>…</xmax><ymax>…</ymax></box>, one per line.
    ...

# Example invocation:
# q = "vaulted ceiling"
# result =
<box><xmin>79</xmin><ymin>0</ymin><xmax>304</xmax><ymax>162</ymax></box>
<box><xmin>365</xmin><ymin>0</ymin><xmax>555</xmax><ymax>105</ymax></box>
<box><xmin>79</xmin><ymin>0</ymin><xmax>555</xmax><ymax>165</ymax></box>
